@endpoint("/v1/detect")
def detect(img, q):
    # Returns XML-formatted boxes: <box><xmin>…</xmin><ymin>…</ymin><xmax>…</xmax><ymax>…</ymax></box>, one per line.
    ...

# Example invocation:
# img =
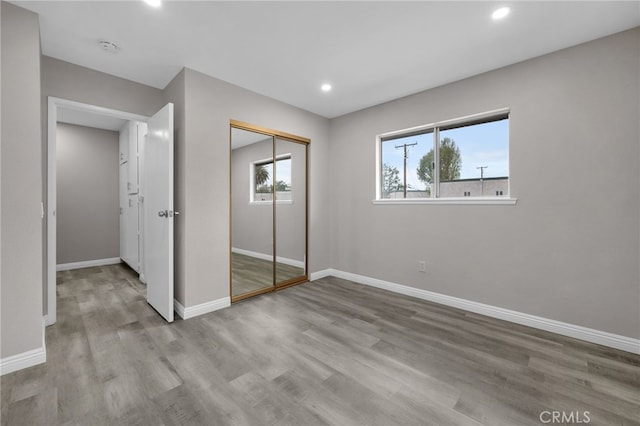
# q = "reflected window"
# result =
<box><xmin>251</xmin><ymin>154</ymin><xmax>291</xmax><ymax>202</ymax></box>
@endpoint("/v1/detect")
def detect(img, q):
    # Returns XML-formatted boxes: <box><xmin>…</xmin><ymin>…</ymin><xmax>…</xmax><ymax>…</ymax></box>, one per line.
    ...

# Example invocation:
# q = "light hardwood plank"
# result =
<box><xmin>1</xmin><ymin>264</ymin><xmax>638</xmax><ymax>425</ymax></box>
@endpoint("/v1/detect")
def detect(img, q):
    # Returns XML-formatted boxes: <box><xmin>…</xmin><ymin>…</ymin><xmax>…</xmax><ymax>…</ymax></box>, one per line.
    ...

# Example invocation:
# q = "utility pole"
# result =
<box><xmin>477</xmin><ymin>166</ymin><xmax>488</xmax><ymax>196</ymax></box>
<box><xmin>396</xmin><ymin>142</ymin><xmax>417</xmax><ymax>198</ymax></box>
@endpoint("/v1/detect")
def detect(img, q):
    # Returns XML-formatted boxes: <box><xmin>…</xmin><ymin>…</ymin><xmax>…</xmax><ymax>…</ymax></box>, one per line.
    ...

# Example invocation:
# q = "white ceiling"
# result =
<box><xmin>14</xmin><ymin>1</ymin><xmax>640</xmax><ymax>119</ymax></box>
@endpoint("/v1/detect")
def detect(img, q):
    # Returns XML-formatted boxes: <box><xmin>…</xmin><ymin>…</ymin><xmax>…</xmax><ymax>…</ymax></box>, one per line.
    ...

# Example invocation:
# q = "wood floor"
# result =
<box><xmin>1</xmin><ymin>264</ymin><xmax>639</xmax><ymax>425</ymax></box>
<box><xmin>232</xmin><ymin>253</ymin><xmax>305</xmax><ymax>297</ymax></box>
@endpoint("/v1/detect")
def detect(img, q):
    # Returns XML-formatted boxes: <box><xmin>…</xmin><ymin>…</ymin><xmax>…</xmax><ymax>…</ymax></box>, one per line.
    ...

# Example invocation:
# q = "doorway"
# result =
<box><xmin>230</xmin><ymin>120</ymin><xmax>309</xmax><ymax>302</ymax></box>
<box><xmin>46</xmin><ymin>97</ymin><xmax>175</xmax><ymax>325</ymax></box>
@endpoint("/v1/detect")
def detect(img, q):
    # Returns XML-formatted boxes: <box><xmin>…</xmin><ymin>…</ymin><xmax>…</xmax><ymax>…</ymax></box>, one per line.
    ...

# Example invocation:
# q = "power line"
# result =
<box><xmin>477</xmin><ymin>166</ymin><xmax>488</xmax><ymax>195</ymax></box>
<box><xmin>396</xmin><ymin>142</ymin><xmax>417</xmax><ymax>198</ymax></box>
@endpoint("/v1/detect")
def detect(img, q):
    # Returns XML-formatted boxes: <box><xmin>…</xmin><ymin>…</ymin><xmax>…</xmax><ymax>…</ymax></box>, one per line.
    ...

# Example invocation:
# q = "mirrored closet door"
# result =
<box><xmin>230</xmin><ymin>121</ymin><xmax>309</xmax><ymax>302</ymax></box>
<box><xmin>274</xmin><ymin>137</ymin><xmax>306</xmax><ymax>286</ymax></box>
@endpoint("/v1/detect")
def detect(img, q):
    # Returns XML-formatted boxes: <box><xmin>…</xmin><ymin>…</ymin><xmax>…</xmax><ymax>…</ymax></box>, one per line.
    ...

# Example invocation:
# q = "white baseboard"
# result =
<box><xmin>1</xmin><ymin>318</ymin><xmax>47</xmax><ymax>376</ymax></box>
<box><xmin>310</xmin><ymin>269</ymin><xmax>333</xmax><ymax>281</ymax></box>
<box><xmin>232</xmin><ymin>247</ymin><xmax>305</xmax><ymax>269</ymax></box>
<box><xmin>44</xmin><ymin>314</ymin><xmax>55</xmax><ymax>327</ymax></box>
<box><xmin>0</xmin><ymin>347</ymin><xmax>46</xmax><ymax>376</ymax></box>
<box><xmin>324</xmin><ymin>269</ymin><xmax>640</xmax><ymax>355</ymax></box>
<box><xmin>56</xmin><ymin>257</ymin><xmax>121</xmax><ymax>271</ymax></box>
<box><xmin>174</xmin><ymin>297</ymin><xmax>231</xmax><ymax>320</ymax></box>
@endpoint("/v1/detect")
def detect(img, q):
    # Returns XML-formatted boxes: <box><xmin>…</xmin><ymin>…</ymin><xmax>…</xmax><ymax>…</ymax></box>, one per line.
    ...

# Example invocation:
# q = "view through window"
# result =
<box><xmin>380</xmin><ymin>113</ymin><xmax>509</xmax><ymax>199</ymax></box>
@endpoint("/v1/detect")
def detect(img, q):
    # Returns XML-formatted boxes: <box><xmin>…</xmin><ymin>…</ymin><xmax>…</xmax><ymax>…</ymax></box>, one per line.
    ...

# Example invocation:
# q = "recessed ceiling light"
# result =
<box><xmin>321</xmin><ymin>83</ymin><xmax>332</xmax><ymax>92</ymax></box>
<box><xmin>144</xmin><ymin>0</ymin><xmax>161</xmax><ymax>7</ymax></box>
<box><xmin>98</xmin><ymin>40</ymin><xmax>120</xmax><ymax>53</ymax></box>
<box><xmin>492</xmin><ymin>7</ymin><xmax>510</xmax><ymax>20</ymax></box>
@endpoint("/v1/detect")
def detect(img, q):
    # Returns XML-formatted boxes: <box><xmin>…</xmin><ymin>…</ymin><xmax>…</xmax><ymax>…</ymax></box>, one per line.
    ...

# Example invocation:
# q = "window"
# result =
<box><xmin>251</xmin><ymin>154</ymin><xmax>292</xmax><ymax>203</ymax></box>
<box><xmin>380</xmin><ymin>130</ymin><xmax>432</xmax><ymax>199</ymax></box>
<box><xmin>377</xmin><ymin>110</ymin><xmax>511</xmax><ymax>203</ymax></box>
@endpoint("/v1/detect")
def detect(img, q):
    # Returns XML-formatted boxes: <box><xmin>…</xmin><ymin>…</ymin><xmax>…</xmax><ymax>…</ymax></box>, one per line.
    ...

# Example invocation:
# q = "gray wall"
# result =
<box><xmin>165</xmin><ymin>68</ymin><xmax>330</xmax><ymax>307</ymax></box>
<box><xmin>41</xmin><ymin>56</ymin><xmax>166</xmax><ymax>118</ymax></box>
<box><xmin>56</xmin><ymin>123</ymin><xmax>119</xmax><ymax>264</ymax></box>
<box><xmin>232</xmin><ymin>138</ymin><xmax>306</xmax><ymax>262</ymax></box>
<box><xmin>329</xmin><ymin>28</ymin><xmax>640</xmax><ymax>339</ymax></box>
<box><xmin>1</xmin><ymin>2</ymin><xmax>44</xmax><ymax>358</ymax></box>
<box><xmin>41</xmin><ymin>56</ymin><xmax>165</xmax><ymax>314</ymax></box>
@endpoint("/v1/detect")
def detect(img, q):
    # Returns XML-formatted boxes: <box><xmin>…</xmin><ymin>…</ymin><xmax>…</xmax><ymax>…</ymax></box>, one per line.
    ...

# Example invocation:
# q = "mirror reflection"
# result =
<box><xmin>231</xmin><ymin>128</ymin><xmax>274</xmax><ymax>298</ymax></box>
<box><xmin>230</xmin><ymin>125</ymin><xmax>308</xmax><ymax>301</ymax></box>
<box><xmin>275</xmin><ymin>137</ymin><xmax>306</xmax><ymax>285</ymax></box>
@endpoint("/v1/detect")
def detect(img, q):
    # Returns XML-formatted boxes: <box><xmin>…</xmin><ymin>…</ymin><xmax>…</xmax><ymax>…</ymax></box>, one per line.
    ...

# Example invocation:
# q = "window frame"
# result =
<box><xmin>249</xmin><ymin>153</ymin><xmax>293</xmax><ymax>205</ymax></box>
<box><xmin>375</xmin><ymin>108</ymin><xmax>516</xmax><ymax>205</ymax></box>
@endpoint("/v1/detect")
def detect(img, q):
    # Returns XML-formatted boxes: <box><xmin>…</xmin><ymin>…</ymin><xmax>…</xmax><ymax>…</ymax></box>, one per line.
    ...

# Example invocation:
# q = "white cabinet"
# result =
<box><xmin>125</xmin><ymin>195</ymin><xmax>139</xmax><ymax>272</ymax></box>
<box><xmin>119</xmin><ymin>123</ymin><xmax>129</xmax><ymax>164</ymax></box>
<box><xmin>119</xmin><ymin>163</ymin><xmax>128</xmax><ymax>260</ymax></box>
<box><xmin>120</xmin><ymin>121</ymin><xmax>140</xmax><ymax>194</ymax></box>
<box><xmin>119</xmin><ymin>121</ymin><xmax>146</xmax><ymax>273</ymax></box>
<box><xmin>128</xmin><ymin>122</ymin><xmax>140</xmax><ymax>194</ymax></box>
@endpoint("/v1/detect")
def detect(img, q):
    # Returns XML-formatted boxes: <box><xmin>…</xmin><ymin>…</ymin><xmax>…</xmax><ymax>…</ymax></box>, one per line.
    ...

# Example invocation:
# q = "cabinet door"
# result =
<box><xmin>136</xmin><ymin>122</ymin><xmax>147</xmax><ymax>279</ymax></box>
<box><xmin>127</xmin><ymin>122</ymin><xmax>139</xmax><ymax>194</ymax></box>
<box><xmin>126</xmin><ymin>195</ymin><xmax>140</xmax><ymax>272</ymax></box>
<box><xmin>119</xmin><ymin>122</ymin><xmax>129</xmax><ymax>164</ymax></box>
<box><xmin>119</xmin><ymin>163</ymin><xmax>128</xmax><ymax>260</ymax></box>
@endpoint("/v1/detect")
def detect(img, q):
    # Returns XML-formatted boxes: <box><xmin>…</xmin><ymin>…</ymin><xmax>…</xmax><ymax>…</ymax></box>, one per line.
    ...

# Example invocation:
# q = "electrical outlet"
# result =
<box><xmin>418</xmin><ymin>260</ymin><xmax>426</xmax><ymax>273</ymax></box>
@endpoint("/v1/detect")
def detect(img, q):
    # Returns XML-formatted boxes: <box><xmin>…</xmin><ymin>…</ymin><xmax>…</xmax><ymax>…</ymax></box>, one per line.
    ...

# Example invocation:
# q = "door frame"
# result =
<box><xmin>46</xmin><ymin>97</ymin><xmax>148</xmax><ymax>325</ymax></box>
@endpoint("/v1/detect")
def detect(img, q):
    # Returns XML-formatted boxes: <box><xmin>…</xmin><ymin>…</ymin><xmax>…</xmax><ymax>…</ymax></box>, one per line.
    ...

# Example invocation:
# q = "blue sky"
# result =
<box><xmin>381</xmin><ymin>118</ymin><xmax>509</xmax><ymax>190</ymax></box>
<box><xmin>275</xmin><ymin>158</ymin><xmax>292</xmax><ymax>186</ymax></box>
<box><xmin>261</xmin><ymin>158</ymin><xmax>291</xmax><ymax>186</ymax></box>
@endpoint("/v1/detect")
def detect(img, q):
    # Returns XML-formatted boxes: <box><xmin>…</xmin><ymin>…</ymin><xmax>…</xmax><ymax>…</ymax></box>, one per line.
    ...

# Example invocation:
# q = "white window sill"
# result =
<box><xmin>250</xmin><ymin>200</ymin><xmax>293</xmax><ymax>205</ymax></box>
<box><xmin>372</xmin><ymin>197</ymin><xmax>517</xmax><ymax>205</ymax></box>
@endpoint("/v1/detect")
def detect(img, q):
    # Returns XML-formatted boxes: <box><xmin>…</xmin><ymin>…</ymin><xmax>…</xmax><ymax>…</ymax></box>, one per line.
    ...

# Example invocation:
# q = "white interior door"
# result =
<box><xmin>144</xmin><ymin>103</ymin><xmax>174</xmax><ymax>322</ymax></box>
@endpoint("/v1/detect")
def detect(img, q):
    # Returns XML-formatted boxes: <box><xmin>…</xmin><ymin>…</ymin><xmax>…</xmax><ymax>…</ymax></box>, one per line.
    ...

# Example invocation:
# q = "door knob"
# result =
<box><xmin>158</xmin><ymin>210</ymin><xmax>168</xmax><ymax>217</ymax></box>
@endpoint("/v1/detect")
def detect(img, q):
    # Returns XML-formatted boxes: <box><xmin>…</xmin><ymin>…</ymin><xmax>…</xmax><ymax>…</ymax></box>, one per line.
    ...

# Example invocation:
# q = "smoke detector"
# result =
<box><xmin>98</xmin><ymin>40</ymin><xmax>120</xmax><ymax>53</ymax></box>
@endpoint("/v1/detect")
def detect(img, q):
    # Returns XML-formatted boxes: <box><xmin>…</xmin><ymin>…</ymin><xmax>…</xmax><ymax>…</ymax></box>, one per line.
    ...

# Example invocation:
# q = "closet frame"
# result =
<box><xmin>229</xmin><ymin>120</ymin><xmax>310</xmax><ymax>303</ymax></box>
